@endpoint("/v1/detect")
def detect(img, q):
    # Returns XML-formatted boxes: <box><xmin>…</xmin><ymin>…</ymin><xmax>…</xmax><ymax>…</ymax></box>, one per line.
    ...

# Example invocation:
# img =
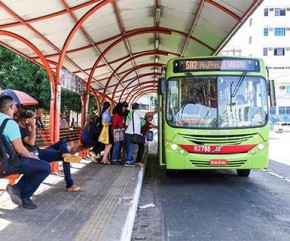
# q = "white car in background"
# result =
<box><xmin>273</xmin><ymin>122</ymin><xmax>290</xmax><ymax>133</ymax></box>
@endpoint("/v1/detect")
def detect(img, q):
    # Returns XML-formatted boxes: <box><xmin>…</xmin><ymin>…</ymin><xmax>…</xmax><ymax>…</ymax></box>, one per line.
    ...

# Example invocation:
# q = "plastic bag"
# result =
<box><xmin>98</xmin><ymin>125</ymin><xmax>109</xmax><ymax>144</ymax></box>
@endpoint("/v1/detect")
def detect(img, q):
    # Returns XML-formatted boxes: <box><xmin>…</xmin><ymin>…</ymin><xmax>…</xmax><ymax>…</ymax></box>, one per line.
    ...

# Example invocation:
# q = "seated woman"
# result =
<box><xmin>18</xmin><ymin>110</ymin><xmax>84</xmax><ymax>192</ymax></box>
<box><xmin>81</xmin><ymin>114</ymin><xmax>100</xmax><ymax>162</ymax></box>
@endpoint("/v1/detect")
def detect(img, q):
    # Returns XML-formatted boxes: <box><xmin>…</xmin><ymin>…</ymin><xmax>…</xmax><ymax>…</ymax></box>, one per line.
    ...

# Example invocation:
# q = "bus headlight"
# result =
<box><xmin>171</xmin><ymin>144</ymin><xmax>178</xmax><ymax>150</ymax></box>
<box><xmin>257</xmin><ymin>143</ymin><xmax>264</xmax><ymax>150</ymax></box>
<box><xmin>167</xmin><ymin>142</ymin><xmax>188</xmax><ymax>156</ymax></box>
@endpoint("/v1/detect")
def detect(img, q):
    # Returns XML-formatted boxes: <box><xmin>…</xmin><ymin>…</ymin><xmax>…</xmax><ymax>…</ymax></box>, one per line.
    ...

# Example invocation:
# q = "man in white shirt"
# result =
<box><xmin>124</xmin><ymin>103</ymin><xmax>161</xmax><ymax>166</ymax></box>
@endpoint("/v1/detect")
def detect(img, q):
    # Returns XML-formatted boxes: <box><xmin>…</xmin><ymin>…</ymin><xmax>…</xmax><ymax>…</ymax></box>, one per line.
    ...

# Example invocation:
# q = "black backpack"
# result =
<box><xmin>0</xmin><ymin>118</ymin><xmax>21</xmax><ymax>177</ymax></box>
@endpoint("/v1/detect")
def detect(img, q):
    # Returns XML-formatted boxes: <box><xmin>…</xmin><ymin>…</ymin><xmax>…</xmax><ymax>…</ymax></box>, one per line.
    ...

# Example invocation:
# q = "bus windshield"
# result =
<box><xmin>166</xmin><ymin>75</ymin><xmax>268</xmax><ymax>128</ymax></box>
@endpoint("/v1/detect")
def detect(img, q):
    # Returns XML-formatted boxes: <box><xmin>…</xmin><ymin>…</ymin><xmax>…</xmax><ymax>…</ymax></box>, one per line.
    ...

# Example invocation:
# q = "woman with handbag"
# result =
<box><xmin>111</xmin><ymin>103</ymin><xmax>125</xmax><ymax>165</ymax></box>
<box><xmin>99</xmin><ymin>101</ymin><xmax>113</xmax><ymax>164</ymax></box>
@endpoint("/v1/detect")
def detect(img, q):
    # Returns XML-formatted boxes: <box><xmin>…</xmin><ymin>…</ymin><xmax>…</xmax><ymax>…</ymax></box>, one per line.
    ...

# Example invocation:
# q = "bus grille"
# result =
<box><xmin>190</xmin><ymin>160</ymin><xmax>247</xmax><ymax>168</ymax></box>
<box><xmin>179</xmin><ymin>133</ymin><xmax>256</xmax><ymax>145</ymax></box>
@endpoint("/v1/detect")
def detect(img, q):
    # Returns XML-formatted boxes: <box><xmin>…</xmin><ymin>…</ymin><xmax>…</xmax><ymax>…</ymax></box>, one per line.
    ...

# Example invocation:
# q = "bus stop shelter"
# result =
<box><xmin>0</xmin><ymin>0</ymin><xmax>263</xmax><ymax>141</ymax></box>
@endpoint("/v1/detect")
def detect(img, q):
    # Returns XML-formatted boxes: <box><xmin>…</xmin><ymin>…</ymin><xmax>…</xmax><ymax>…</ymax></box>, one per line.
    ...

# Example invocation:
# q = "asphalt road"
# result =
<box><xmin>132</xmin><ymin>132</ymin><xmax>290</xmax><ymax>241</ymax></box>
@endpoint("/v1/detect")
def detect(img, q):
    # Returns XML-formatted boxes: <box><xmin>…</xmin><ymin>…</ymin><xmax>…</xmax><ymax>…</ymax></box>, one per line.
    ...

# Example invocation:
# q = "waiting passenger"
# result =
<box><xmin>81</xmin><ymin>114</ymin><xmax>99</xmax><ymax>162</ymax></box>
<box><xmin>111</xmin><ymin>103</ymin><xmax>125</xmax><ymax>165</ymax></box>
<box><xmin>122</xmin><ymin>101</ymin><xmax>130</xmax><ymax>120</ymax></box>
<box><xmin>135</xmin><ymin>116</ymin><xmax>159</xmax><ymax>166</ymax></box>
<box><xmin>124</xmin><ymin>103</ymin><xmax>162</xmax><ymax>166</ymax></box>
<box><xmin>19</xmin><ymin>110</ymin><xmax>84</xmax><ymax>192</ymax></box>
<box><xmin>0</xmin><ymin>96</ymin><xmax>51</xmax><ymax>209</ymax></box>
<box><xmin>60</xmin><ymin>113</ymin><xmax>69</xmax><ymax>129</ymax></box>
<box><xmin>100</xmin><ymin>101</ymin><xmax>113</xmax><ymax>164</ymax></box>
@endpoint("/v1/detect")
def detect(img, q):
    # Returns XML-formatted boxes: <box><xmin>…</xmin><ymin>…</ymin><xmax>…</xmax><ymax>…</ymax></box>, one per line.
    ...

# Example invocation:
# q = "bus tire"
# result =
<box><xmin>165</xmin><ymin>169</ymin><xmax>179</xmax><ymax>177</ymax></box>
<box><xmin>237</xmin><ymin>169</ymin><xmax>251</xmax><ymax>177</ymax></box>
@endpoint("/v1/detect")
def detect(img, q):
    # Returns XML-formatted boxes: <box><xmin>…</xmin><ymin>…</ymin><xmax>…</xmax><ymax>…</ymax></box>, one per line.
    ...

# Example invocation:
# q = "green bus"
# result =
<box><xmin>158</xmin><ymin>56</ymin><xmax>276</xmax><ymax>177</ymax></box>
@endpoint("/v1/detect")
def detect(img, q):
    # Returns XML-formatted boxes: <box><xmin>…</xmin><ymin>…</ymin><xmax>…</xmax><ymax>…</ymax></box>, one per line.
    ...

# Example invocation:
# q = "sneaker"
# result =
<box><xmin>64</xmin><ymin>156</ymin><xmax>82</xmax><ymax>163</ymax></box>
<box><xmin>6</xmin><ymin>184</ymin><xmax>22</xmax><ymax>206</ymax></box>
<box><xmin>22</xmin><ymin>198</ymin><xmax>37</xmax><ymax>209</ymax></box>
<box><xmin>111</xmin><ymin>160</ymin><xmax>122</xmax><ymax>165</ymax></box>
<box><xmin>124</xmin><ymin>161</ymin><xmax>135</xmax><ymax>167</ymax></box>
<box><xmin>135</xmin><ymin>162</ymin><xmax>144</xmax><ymax>167</ymax></box>
<box><xmin>118</xmin><ymin>159</ymin><xmax>125</xmax><ymax>164</ymax></box>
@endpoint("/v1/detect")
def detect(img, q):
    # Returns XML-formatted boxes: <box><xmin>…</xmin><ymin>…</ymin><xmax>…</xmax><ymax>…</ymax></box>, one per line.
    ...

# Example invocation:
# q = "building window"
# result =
<box><xmin>264</xmin><ymin>28</ymin><xmax>268</xmax><ymax>36</ymax></box>
<box><xmin>275</xmin><ymin>8</ymin><xmax>286</xmax><ymax>16</ymax></box>
<box><xmin>286</xmin><ymin>107</ymin><xmax>290</xmax><ymax>114</ymax></box>
<box><xmin>274</xmin><ymin>48</ymin><xmax>285</xmax><ymax>56</ymax></box>
<box><xmin>279</xmin><ymin>106</ymin><xmax>285</xmax><ymax>114</ymax></box>
<box><xmin>270</xmin><ymin>107</ymin><xmax>276</xmax><ymax>115</ymax></box>
<box><xmin>263</xmin><ymin>48</ymin><xmax>268</xmax><ymax>56</ymax></box>
<box><xmin>249</xmin><ymin>36</ymin><xmax>252</xmax><ymax>44</ymax></box>
<box><xmin>274</xmin><ymin>28</ymin><xmax>285</xmax><ymax>36</ymax></box>
<box><xmin>249</xmin><ymin>18</ymin><xmax>253</xmax><ymax>26</ymax></box>
<box><xmin>264</xmin><ymin>8</ymin><xmax>268</xmax><ymax>16</ymax></box>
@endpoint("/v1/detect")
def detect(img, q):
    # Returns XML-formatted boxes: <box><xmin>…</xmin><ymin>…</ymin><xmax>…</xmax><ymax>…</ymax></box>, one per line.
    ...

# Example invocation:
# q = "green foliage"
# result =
<box><xmin>0</xmin><ymin>46</ymin><xmax>51</xmax><ymax>110</ymax></box>
<box><xmin>0</xmin><ymin>46</ymin><xmax>88</xmax><ymax>113</ymax></box>
<box><xmin>88</xmin><ymin>94</ymin><xmax>99</xmax><ymax>114</ymax></box>
<box><xmin>61</xmin><ymin>90</ymin><xmax>81</xmax><ymax>113</ymax></box>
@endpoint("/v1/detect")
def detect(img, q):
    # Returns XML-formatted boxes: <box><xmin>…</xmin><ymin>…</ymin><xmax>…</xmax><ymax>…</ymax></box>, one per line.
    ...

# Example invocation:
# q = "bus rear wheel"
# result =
<box><xmin>237</xmin><ymin>169</ymin><xmax>251</xmax><ymax>177</ymax></box>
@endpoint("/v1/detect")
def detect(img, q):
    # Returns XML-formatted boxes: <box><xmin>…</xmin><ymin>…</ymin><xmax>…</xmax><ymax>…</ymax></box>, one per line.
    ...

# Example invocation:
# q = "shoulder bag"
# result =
<box><xmin>128</xmin><ymin>111</ymin><xmax>145</xmax><ymax>145</ymax></box>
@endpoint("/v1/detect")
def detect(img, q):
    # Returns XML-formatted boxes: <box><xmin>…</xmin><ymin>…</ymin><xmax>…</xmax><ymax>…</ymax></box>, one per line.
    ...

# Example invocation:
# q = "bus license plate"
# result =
<box><xmin>210</xmin><ymin>159</ymin><xmax>228</xmax><ymax>166</ymax></box>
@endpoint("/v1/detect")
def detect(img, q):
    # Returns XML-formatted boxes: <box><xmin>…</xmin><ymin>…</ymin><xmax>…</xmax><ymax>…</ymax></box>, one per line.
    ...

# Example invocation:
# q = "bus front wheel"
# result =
<box><xmin>237</xmin><ymin>169</ymin><xmax>251</xmax><ymax>177</ymax></box>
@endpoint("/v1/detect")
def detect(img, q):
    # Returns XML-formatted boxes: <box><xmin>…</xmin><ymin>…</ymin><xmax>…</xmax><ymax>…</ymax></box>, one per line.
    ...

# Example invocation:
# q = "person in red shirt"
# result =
<box><xmin>136</xmin><ymin>115</ymin><xmax>159</xmax><ymax>165</ymax></box>
<box><xmin>141</xmin><ymin>116</ymin><xmax>158</xmax><ymax>137</ymax></box>
<box><xmin>111</xmin><ymin>103</ymin><xmax>125</xmax><ymax>165</ymax></box>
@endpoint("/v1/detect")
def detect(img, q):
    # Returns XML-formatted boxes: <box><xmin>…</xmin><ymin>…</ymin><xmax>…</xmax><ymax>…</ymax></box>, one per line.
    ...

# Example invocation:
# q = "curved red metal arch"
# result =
<box><xmin>117</xmin><ymin>73</ymin><xmax>161</xmax><ymax>102</ymax></box>
<box><xmin>111</xmin><ymin>63</ymin><xmax>163</xmax><ymax>100</ymax></box>
<box><xmin>125</xmin><ymin>82</ymin><xmax>158</xmax><ymax>103</ymax></box>
<box><xmin>44</xmin><ymin>26</ymin><xmax>212</xmax><ymax>60</ymax></box>
<box><xmin>131</xmin><ymin>89</ymin><xmax>158</xmax><ymax>105</ymax></box>
<box><xmin>0</xmin><ymin>30</ymin><xmax>54</xmax><ymax>88</ymax></box>
<box><xmin>0</xmin><ymin>0</ymin><xmax>103</xmax><ymax>29</ymax></box>
<box><xmin>0</xmin><ymin>30</ymin><xmax>57</xmax><ymax>141</ymax></box>
<box><xmin>206</xmin><ymin>0</ymin><xmax>240</xmax><ymax>21</ymax></box>
<box><xmin>57</xmin><ymin>0</ymin><xmax>113</xmax><ymax>85</ymax></box>
<box><xmin>103</xmin><ymin>50</ymin><xmax>169</xmax><ymax>98</ymax></box>
<box><xmin>86</xmin><ymin>29</ymin><xmax>171</xmax><ymax>95</ymax></box>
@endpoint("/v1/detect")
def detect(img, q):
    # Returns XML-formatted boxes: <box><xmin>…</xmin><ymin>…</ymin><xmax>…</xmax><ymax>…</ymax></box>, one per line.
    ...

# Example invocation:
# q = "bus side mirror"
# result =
<box><xmin>158</xmin><ymin>78</ymin><xmax>165</xmax><ymax>95</ymax></box>
<box><xmin>268</xmin><ymin>79</ymin><xmax>276</xmax><ymax>107</ymax></box>
<box><xmin>146</xmin><ymin>130</ymin><xmax>154</xmax><ymax>141</ymax></box>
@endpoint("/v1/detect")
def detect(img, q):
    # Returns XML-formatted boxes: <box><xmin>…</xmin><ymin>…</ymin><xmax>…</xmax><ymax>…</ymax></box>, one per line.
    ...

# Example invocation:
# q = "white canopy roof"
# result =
<box><xmin>0</xmin><ymin>0</ymin><xmax>263</xmax><ymax>103</ymax></box>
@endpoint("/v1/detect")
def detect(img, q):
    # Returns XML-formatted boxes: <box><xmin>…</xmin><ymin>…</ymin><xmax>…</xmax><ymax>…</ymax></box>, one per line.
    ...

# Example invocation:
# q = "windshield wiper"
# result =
<box><xmin>231</xmin><ymin>71</ymin><xmax>247</xmax><ymax>98</ymax></box>
<box><xmin>229</xmin><ymin>71</ymin><xmax>247</xmax><ymax>108</ymax></box>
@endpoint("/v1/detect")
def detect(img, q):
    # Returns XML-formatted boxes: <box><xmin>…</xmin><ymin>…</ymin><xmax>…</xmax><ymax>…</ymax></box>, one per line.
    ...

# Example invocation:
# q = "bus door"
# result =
<box><xmin>158</xmin><ymin>77</ymin><xmax>166</xmax><ymax>165</ymax></box>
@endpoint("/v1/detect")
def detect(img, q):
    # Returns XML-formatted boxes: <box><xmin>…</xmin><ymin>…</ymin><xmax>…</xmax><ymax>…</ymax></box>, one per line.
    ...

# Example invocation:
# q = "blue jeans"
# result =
<box><xmin>112</xmin><ymin>141</ymin><xmax>123</xmax><ymax>161</ymax></box>
<box><xmin>38</xmin><ymin>140</ymin><xmax>73</xmax><ymax>188</ymax></box>
<box><xmin>125</xmin><ymin>134</ymin><xmax>136</xmax><ymax>163</ymax></box>
<box><xmin>136</xmin><ymin>143</ymin><xmax>144</xmax><ymax>163</ymax></box>
<box><xmin>16</xmin><ymin>157</ymin><xmax>51</xmax><ymax>199</ymax></box>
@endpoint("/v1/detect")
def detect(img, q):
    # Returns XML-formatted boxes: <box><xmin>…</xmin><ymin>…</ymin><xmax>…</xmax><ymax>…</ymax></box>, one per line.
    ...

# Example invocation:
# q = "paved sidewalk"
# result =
<box><xmin>0</xmin><ymin>148</ymin><xmax>148</xmax><ymax>241</ymax></box>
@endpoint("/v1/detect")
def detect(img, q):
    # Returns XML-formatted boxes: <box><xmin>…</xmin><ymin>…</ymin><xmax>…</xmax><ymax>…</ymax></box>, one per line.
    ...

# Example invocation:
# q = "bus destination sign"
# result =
<box><xmin>173</xmin><ymin>58</ymin><xmax>260</xmax><ymax>73</ymax></box>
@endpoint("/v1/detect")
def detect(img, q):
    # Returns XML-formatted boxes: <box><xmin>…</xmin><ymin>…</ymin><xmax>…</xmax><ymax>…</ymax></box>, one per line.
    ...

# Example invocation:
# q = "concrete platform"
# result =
<box><xmin>0</xmin><ymin>148</ymin><xmax>148</xmax><ymax>241</ymax></box>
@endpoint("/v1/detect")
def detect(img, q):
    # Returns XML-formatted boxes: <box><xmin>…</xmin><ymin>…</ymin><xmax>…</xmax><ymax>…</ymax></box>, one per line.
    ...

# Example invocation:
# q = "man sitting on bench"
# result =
<box><xmin>0</xmin><ymin>96</ymin><xmax>51</xmax><ymax>209</ymax></box>
<box><xmin>18</xmin><ymin>110</ymin><xmax>84</xmax><ymax>192</ymax></box>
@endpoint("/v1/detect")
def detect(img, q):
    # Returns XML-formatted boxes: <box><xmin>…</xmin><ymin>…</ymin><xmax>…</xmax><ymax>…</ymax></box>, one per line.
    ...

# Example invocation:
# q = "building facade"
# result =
<box><xmin>221</xmin><ymin>0</ymin><xmax>290</xmax><ymax>127</ymax></box>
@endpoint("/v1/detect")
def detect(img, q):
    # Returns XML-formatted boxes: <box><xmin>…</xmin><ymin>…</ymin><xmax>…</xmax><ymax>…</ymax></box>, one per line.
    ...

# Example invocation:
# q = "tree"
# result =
<box><xmin>0</xmin><ymin>46</ymin><xmax>101</xmax><ymax>115</ymax></box>
<box><xmin>0</xmin><ymin>46</ymin><xmax>51</xmax><ymax>110</ymax></box>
